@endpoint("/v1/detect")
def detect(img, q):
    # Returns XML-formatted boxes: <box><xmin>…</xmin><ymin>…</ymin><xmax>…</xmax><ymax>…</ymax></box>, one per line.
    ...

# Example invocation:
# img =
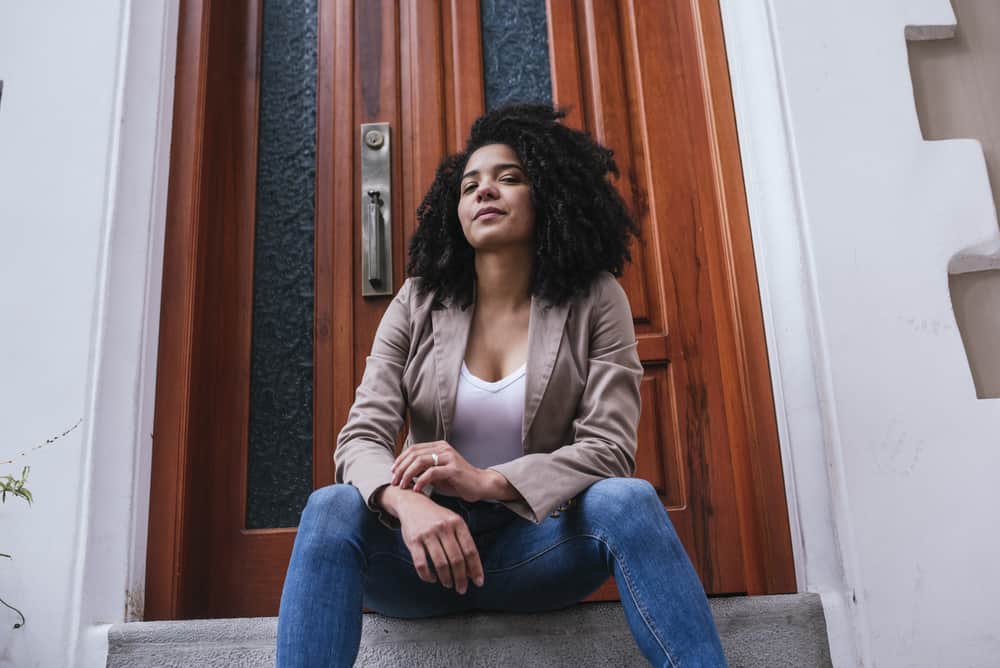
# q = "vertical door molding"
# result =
<box><xmin>686</xmin><ymin>0</ymin><xmax>796</xmax><ymax>594</ymax></box>
<box><xmin>547</xmin><ymin>0</ymin><xmax>795</xmax><ymax>595</ymax></box>
<box><xmin>145</xmin><ymin>0</ymin><xmax>211</xmax><ymax>621</ymax></box>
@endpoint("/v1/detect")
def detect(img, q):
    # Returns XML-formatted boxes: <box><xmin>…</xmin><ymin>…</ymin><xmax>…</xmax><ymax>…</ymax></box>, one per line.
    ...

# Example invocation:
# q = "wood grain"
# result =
<box><xmin>144</xmin><ymin>0</ymin><xmax>211</xmax><ymax>621</ymax></box>
<box><xmin>148</xmin><ymin>0</ymin><xmax>794</xmax><ymax>618</ymax></box>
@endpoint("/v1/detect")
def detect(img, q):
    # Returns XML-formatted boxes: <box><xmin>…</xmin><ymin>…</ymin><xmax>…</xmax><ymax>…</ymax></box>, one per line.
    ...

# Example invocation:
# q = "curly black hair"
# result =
<box><xmin>406</xmin><ymin>103</ymin><xmax>641</xmax><ymax>307</ymax></box>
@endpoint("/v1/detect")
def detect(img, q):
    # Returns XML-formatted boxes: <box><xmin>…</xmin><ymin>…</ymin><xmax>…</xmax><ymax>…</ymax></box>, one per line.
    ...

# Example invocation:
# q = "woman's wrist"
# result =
<box><xmin>376</xmin><ymin>484</ymin><xmax>417</xmax><ymax>518</ymax></box>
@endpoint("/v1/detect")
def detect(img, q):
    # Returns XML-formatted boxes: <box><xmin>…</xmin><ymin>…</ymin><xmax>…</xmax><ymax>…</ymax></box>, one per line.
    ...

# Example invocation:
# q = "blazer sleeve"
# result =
<box><xmin>489</xmin><ymin>275</ymin><xmax>644</xmax><ymax>524</ymax></box>
<box><xmin>334</xmin><ymin>278</ymin><xmax>414</xmax><ymax>529</ymax></box>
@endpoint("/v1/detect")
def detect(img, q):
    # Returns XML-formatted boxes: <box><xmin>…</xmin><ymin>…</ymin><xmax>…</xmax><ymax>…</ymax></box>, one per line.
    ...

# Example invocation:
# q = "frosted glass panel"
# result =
<box><xmin>246</xmin><ymin>0</ymin><xmax>318</xmax><ymax>530</ymax></box>
<box><xmin>481</xmin><ymin>0</ymin><xmax>553</xmax><ymax>110</ymax></box>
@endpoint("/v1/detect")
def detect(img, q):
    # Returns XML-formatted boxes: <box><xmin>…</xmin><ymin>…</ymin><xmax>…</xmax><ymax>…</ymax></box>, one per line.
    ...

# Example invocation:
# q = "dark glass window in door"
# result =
<box><xmin>481</xmin><ymin>0</ymin><xmax>553</xmax><ymax>110</ymax></box>
<box><xmin>246</xmin><ymin>0</ymin><xmax>318</xmax><ymax>529</ymax></box>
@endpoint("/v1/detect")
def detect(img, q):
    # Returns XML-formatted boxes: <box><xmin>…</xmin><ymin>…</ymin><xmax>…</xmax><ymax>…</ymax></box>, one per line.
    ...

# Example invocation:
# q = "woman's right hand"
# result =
<box><xmin>378</xmin><ymin>486</ymin><xmax>485</xmax><ymax>595</ymax></box>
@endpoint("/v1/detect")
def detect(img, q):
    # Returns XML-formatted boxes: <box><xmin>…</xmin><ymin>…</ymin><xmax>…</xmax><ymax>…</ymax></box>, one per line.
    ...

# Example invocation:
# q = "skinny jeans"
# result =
<box><xmin>276</xmin><ymin>477</ymin><xmax>727</xmax><ymax>667</ymax></box>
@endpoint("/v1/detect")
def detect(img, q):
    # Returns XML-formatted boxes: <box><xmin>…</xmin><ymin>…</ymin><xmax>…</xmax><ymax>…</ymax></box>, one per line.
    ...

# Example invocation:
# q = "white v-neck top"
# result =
<box><xmin>449</xmin><ymin>361</ymin><xmax>526</xmax><ymax>470</ymax></box>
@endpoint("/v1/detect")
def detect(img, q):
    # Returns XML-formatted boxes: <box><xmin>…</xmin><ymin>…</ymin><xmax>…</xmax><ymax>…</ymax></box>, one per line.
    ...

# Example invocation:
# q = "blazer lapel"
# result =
<box><xmin>431</xmin><ymin>302</ymin><xmax>474</xmax><ymax>439</ymax></box>
<box><xmin>431</xmin><ymin>291</ymin><xmax>569</xmax><ymax>446</ymax></box>
<box><xmin>522</xmin><ymin>296</ymin><xmax>571</xmax><ymax>444</ymax></box>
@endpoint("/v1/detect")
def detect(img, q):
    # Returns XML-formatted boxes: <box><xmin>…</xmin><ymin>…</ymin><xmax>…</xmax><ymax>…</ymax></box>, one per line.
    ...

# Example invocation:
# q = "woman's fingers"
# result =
<box><xmin>390</xmin><ymin>452</ymin><xmax>414</xmax><ymax>485</ymax></box>
<box><xmin>397</xmin><ymin>454</ymin><xmax>438</xmax><ymax>489</ymax></box>
<box><xmin>404</xmin><ymin>538</ymin><xmax>436</xmax><ymax>583</ymax></box>
<box><xmin>392</xmin><ymin>450</ymin><xmax>439</xmax><ymax>486</ymax></box>
<box><xmin>422</xmin><ymin>532</ymin><xmax>453</xmax><ymax>589</ymax></box>
<box><xmin>397</xmin><ymin>497</ymin><xmax>482</xmax><ymax>594</ymax></box>
<box><xmin>438</xmin><ymin>529</ymin><xmax>468</xmax><ymax>594</ymax></box>
<box><xmin>454</xmin><ymin>523</ymin><xmax>485</xmax><ymax>588</ymax></box>
<box><xmin>392</xmin><ymin>441</ymin><xmax>451</xmax><ymax>476</ymax></box>
<box><xmin>391</xmin><ymin>441</ymin><xmax>433</xmax><ymax>473</ymax></box>
<box><xmin>411</xmin><ymin>463</ymin><xmax>447</xmax><ymax>494</ymax></box>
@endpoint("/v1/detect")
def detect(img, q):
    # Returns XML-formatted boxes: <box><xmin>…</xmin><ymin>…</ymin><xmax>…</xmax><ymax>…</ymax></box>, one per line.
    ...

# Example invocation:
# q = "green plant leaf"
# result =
<box><xmin>0</xmin><ymin>466</ymin><xmax>31</xmax><ymax>505</ymax></box>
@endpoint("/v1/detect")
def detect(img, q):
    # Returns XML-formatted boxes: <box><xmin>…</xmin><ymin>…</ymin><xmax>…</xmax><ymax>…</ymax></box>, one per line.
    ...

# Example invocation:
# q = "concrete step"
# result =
<box><xmin>107</xmin><ymin>593</ymin><xmax>831</xmax><ymax>667</ymax></box>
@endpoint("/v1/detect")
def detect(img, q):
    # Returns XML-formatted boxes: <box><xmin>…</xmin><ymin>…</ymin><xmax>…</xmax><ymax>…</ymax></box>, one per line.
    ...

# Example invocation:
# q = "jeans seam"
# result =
<box><xmin>481</xmin><ymin>531</ymin><xmax>681</xmax><ymax>668</ymax></box>
<box><xmin>589</xmin><ymin>530</ymin><xmax>681</xmax><ymax>668</ymax></box>
<box><xmin>483</xmin><ymin>535</ymin><xmax>585</xmax><ymax>574</ymax></box>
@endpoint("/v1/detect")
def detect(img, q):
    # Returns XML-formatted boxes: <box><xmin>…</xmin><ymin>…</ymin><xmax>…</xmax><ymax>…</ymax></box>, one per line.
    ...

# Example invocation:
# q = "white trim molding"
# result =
<box><xmin>717</xmin><ymin>1</ymin><xmax>867</xmax><ymax>665</ymax></box>
<box><xmin>69</xmin><ymin>0</ymin><xmax>179</xmax><ymax>665</ymax></box>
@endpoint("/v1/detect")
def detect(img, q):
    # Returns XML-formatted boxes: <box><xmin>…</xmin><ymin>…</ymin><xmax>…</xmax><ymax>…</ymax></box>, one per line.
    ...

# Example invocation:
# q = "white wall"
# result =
<box><xmin>3</xmin><ymin>0</ymin><xmax>999</xmax><ymax>666</ymax></box>
<box><xmin>0</xmin><ymin>1</ymin><xmax>175</xmax><ymax>666</ymax></box>
<box><xmin>722</xmin><ymin>0</ymin><xmax>1000</xmax><ymax>666</ymax></box>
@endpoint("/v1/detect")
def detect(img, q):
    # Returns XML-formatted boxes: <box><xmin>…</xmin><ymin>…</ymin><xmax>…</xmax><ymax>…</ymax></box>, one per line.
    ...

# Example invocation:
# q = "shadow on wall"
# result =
<box><xmin>949</xmin><ymin>253</ymin><xmax>1000</xmax><ymax>399</ymax></box>
<box><xmin>908</xmin><ymin>0</ymin><xmax>1000</xmax><ymax>399</ymax></box>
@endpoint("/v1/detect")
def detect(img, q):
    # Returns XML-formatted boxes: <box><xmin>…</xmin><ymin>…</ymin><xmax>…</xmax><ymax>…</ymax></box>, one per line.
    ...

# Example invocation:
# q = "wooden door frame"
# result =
<box><xmin>145</xmin><ymin>0</ymin><xmax>794</xmax><ymax>620</ymax></box>
<box><xmin>144</xmin><ymin>0</ymin><xmax>260</xmax><ymax>619</ymax></box>
<box><xmin>144</xmin><ymin>0</ymin><xmax>210</xmax><ymax>620</ymax></box>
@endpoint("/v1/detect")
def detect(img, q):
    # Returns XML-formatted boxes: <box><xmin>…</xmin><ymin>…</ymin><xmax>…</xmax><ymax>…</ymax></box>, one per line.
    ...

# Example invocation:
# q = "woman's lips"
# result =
<box><xmin>475</xmin><ymin>207</ymin><xmax>505</xmax><ymax>220</ymax></box>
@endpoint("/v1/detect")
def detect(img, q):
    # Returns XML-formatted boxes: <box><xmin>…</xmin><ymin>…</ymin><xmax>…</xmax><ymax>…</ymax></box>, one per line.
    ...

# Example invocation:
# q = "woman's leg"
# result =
<box><xmin>276</xmin><ymin>484</ymin><xmax>471</xmax><ymax>667</ymax></box>
<box><xmin>471</xmin><ymin>477</ymin><xmax>727</xmax><ymax>668</ymax></box>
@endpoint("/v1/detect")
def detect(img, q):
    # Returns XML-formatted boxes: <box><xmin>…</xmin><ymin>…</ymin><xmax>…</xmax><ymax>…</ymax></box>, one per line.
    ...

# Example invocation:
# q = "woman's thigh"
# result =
<box><xmin>469</xmin><ymin>509</ymin><xmax>617</xmax><ymax>612</ymax></box>
<box><xmin>468</xmin><ymin>477</ymin><xmax>670</xmax><ymax>613</ymax></box>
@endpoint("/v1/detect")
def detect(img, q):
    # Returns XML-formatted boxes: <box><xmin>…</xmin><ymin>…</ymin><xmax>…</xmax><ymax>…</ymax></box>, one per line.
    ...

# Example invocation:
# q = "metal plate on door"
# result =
<box><xmin>360</xmin><ymin>122</ymin><xmax>393</xmax><ymax>297</ymax></box>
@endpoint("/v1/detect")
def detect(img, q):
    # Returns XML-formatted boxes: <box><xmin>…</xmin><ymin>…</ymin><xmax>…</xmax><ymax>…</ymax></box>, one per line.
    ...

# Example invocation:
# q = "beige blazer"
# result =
<box><xmin>334</xmin><ymin>271</ymin><xmax>643</xmax><ymax>528</ymax></box>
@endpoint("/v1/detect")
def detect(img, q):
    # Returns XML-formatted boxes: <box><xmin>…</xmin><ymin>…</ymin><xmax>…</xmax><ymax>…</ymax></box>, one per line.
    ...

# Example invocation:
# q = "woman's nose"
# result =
<box><xmin>475</xmin><ymin>181</ymin><xmax>499</xmax><ymax>200</ymax></box>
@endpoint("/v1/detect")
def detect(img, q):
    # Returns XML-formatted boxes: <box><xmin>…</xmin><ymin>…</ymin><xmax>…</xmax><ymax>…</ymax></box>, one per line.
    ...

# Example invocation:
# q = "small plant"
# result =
<box><xmin>1</xmin><ymin>466</ymin><xmax>32</xmax><ymax>505</ymax></box>
<box><xmin>1</xmin><ymin>467</ymin><xmax>30</xmax><ymax>629</ymax></box>
<box><xmin>0</xmin><ymin>421</ymin><xmax>80</xmax><ymax>631</ymax></box>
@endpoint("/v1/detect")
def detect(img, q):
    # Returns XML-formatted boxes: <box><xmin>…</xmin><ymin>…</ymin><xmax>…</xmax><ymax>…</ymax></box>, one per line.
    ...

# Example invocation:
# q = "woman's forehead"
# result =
<box><xmin>463</xmin><ymin>143</ymin><xmax>522</xmax><ymax>175</ymax></box>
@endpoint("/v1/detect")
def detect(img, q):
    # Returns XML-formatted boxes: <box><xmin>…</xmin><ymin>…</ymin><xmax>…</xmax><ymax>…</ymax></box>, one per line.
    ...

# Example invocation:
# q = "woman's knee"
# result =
<box><xmin>298</xmin><ymin>484</ymin><xmax>366</xmax><ymax>535</ymax></box>
<box><xmin>288</xmin><ymin>485</ymin><xmax>371</xmax><ymax>577</ymax></box>
<box><xmin>577</xmin><ymin>477</ymin><xmax>668</xmax><ymax>531</ymax></box>
<box><xmin>586</xmin><ymin>477</ymin><xmax>660</xmax><ymax>506</ymax></box>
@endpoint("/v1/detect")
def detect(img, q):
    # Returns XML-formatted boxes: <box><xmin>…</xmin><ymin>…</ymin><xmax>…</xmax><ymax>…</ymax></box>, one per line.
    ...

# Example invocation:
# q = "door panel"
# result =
<box><xmin>146</xmin><ymin>0</ymin><xmax>795</xmax><ymax>620</ymax></box>
<box><xmin>551</xmin><ymin>0</ymin><xmax>748</xmax><ymax>593</ymax></box>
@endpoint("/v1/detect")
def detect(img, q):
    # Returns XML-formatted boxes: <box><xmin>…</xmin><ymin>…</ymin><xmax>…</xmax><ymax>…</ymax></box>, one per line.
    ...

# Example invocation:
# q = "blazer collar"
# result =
<box><xmin>431</xmin><ymin>291</ymin><xmax>571</xmax><ymax>445</ymax></box>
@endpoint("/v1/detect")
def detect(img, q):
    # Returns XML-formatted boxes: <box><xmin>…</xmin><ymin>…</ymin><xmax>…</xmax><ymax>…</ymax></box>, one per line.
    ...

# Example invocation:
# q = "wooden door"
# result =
<box><xmin>146</xmin><ymin>0</ymin><xmax>795</xmax><ymax>620</ymax></box>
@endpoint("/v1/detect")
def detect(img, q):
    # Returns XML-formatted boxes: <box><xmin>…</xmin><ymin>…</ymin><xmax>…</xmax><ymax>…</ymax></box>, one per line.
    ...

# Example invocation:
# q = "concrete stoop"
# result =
<box><xmin>107</xmin><ymin>593</ymin><xmax>832</xmax><ymax>667</ymax></box>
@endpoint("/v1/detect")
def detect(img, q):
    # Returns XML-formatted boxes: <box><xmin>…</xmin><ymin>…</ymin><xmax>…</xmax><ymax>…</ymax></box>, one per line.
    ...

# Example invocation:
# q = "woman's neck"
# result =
<box><xmin>473</xmin><ymin>247</ymin><xmax>533</xmax><ymax>312</ymax></box>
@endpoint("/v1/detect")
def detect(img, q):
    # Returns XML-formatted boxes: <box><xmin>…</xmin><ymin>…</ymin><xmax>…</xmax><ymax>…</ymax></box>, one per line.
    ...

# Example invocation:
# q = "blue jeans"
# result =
<box><xmin>277</xmin><ymin>478</ymin><xmax>727</xmax><ymax>667</ymax></box>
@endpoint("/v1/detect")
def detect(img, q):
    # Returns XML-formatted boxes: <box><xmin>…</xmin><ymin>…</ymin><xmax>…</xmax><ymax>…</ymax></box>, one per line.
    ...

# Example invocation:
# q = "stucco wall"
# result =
<box><xmin>0</xmin><ymin>2</ymin><xmax>126</xmax><ymax>666</ymax></box>
<box><xmin>0</xmin><ymin>1</ymin><xmax>174</xmax><ymax>666</ymax></box>
<box><xmin>723</xmin><ymin>0</ymin><xmax>1000</xmax><ymax>665</ymax></box>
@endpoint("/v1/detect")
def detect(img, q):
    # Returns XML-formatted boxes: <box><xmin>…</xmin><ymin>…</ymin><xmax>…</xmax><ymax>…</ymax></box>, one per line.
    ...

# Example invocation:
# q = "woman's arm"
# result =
<box><xmin>488</xmin><ymin>275</ymin><xmax>643</xmax><ymax>523</ymax></box>
<box><xmin>334</xmin><ymin>279</ymin><xmax>414</xmax><ymax>529</ymax></box>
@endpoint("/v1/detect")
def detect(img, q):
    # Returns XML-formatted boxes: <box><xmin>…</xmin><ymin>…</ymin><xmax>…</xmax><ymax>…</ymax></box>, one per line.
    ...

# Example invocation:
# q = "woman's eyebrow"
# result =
<box><xmin>461</xmin><ymin>163</ymin><xmax>524</xmax><ymax>180</ymax></box>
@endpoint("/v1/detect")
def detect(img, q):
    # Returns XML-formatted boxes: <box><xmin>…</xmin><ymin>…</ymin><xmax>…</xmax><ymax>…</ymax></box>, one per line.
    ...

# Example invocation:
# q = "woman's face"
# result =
<box><xmin>457</xmin><ymin>143</ymin><xmax>535</xmax><ymax>252</ymax></box>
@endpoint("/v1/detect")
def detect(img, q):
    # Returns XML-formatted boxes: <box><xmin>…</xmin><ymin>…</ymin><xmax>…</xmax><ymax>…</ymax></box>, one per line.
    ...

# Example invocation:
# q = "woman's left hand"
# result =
<box><xmin>391</xmin><ymin>441</ymin><xmax>490</xmax><ymax>501</ymax></box>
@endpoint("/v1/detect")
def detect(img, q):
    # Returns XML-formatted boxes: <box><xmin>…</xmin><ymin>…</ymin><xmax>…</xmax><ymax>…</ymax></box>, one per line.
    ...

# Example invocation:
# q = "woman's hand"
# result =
<box><xmin>382</xmin><ymin>487</ymin><xmax>485</xmax><ymax>594</ymax></box>
<box><xmin>391</xmin><ymin>440</ymin><xmax>491</xmax><ymax>501</ymax></box>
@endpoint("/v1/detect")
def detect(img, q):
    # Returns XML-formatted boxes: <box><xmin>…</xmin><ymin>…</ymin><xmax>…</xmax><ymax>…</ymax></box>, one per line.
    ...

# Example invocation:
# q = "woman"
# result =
<box><xmin>277</xmin><ymin>104</ymin><xmax>727</xmax><ymax>667</ymax></box>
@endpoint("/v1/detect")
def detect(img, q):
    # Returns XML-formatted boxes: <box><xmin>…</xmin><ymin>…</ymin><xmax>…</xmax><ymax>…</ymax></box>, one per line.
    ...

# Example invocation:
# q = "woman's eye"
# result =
<box><xmin>462</xmin><ymin>183</ymin><xmax>477</xmax><ymax>193</ymax></box>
